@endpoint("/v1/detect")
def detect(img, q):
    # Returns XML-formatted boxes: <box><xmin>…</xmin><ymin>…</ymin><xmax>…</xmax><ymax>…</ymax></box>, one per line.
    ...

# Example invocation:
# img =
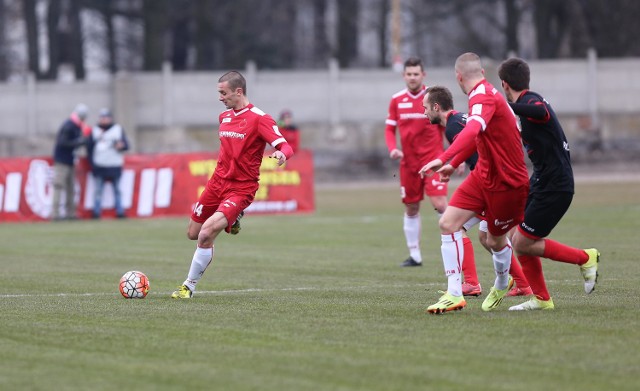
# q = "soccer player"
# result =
<box><xmin>422</xmin><ymin>86</ymin><xmax>532</xmax><ymax>298</ymax></box>
<box><xmin>498</xmin><ymin>58</ymin><xmax>599</xmax><ymax>311</ymax></box>
<box><xmin>419</xmin><ymin>52</ymin><xmax>530</xmax><ymax>314</ymax></box>
<box><xmin>171</xmin><ymin>71</ymin><xmax>294</xmax><ymax>299</ymax></box>
<box><xmin>385</xmin><ymin>57</ymin><xmax>448</xmax><ymax>267</ymax></box>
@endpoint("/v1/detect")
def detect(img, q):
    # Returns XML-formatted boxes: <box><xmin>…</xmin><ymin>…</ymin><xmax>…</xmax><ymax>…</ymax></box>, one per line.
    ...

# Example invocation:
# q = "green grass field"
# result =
<box><xmin>1</xmin><ymin>180</ymin><xmax>639</xmax><ymax>391</ymax></box>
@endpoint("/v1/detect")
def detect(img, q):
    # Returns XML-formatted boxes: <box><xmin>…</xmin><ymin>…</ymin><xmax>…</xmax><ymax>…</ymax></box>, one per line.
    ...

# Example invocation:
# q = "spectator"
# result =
<box><xmin>51</xmin><ymin>103</ymin><xmax>89</xmax><ymax>221</ymax></box>
<box><xmin>277</xmin><ymin>109</ymin><xmax>300</xmax><ymax>153</ymax></box>
<box><xmin>88</xmin><ymin>108</ymin><xmax>129</xmax><ymax>219</ymax></box>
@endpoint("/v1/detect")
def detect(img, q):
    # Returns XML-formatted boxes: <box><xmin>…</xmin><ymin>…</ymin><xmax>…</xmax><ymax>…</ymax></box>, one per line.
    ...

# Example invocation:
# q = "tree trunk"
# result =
<box><xmin>143</xmin><ymin>0</ymin><xmax>169</xmax><ymax>71</ymax></box>
<box><xmin>170</xmin><ymin>0</ymin><xmax>191</xmax><ymax>71</ymax></box>
<box><xmin>313</xmin><ymin>0</ymin><xmax>329</xmax><ymax>67</ymax></box>
<box><xmin>69</xmin><ymin>0</ymin><xmax>85</xmax><ymax>80</ymax></box>
<box><xmin>0</xmin><ymin>0</ymin><xmax>7</xmax><ymax>80</ymax></box>
<box><xmin>336</xmin><ymin>0</ymin><xmax>359</xmax><ymax>68</ymax></box>
<box><xmin>193</xmin><ymin>0</ymin><xmax>215</xmax><ymax>70</ymax></box>
<box><xmin>504</xmin><ymin>0</ymin><xmax>519</xmax><ymax>56</ymax></box>
<box><xmin>44</xmin><ymin>0</ymin><xmax>61</xmax><ymax>80</ymax></box>
<box><xmin>101</xmin><ymin>1</ymin><xmax>118</xmax><ymax>74</ymax></box>
<box><xmin>377</xmin><ymin>0</ymin><xmax>389</xmax><ymax>68</ymax></box>
<box><xmin>23</xmin><ymin>0</ymin><xmax>41</xmax><ymax>78</ymax></box>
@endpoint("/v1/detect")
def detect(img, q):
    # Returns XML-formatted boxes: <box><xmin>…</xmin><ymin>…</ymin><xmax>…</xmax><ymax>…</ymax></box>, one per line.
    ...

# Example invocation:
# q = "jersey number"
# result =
<box><xmin>193</xmin><ymin>202</ymin><xmax>203</xmax><ymax>217</ymax></box>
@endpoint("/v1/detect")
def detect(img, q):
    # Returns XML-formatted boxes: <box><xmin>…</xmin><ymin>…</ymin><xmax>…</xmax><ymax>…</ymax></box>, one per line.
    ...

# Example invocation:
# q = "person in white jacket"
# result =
<box><xmin>88</xmin><ymin>108</ymin><xmax>129</xmax><ymax>219</ymax></box>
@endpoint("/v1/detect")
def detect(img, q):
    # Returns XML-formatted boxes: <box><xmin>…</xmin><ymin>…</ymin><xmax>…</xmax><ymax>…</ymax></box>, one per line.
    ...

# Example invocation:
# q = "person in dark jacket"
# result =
<box><xmin>51</xmin><ymin>103</ymin><xmax>89</xmax><ymax>221</ymax></box>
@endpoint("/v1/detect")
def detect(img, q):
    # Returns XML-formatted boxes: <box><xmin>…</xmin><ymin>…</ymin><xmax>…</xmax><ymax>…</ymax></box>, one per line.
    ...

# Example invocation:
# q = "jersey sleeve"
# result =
<box><xmin>467</xmin><ymin>93</ymin><xmax>496</xmax><ymax>132</ymax></box>
<box><xmin>257</xmin><ymin>114</ymin><xmax>287</xmax><ymax>147</ymax></box>
<box><xmin>510</xmin><ymin>96</ymin><xmax>549</xmax><ymax>122</ymax></box>
<box><xmin>384</xmin><ymin>98</ymin><xmax>398</xmax><ymax>151</ymax></box>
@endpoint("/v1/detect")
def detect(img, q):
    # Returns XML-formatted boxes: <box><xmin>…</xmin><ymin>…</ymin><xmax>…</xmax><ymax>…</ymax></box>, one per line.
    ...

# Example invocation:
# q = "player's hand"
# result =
<box><xmin>389</xmin><ymin>149</ymin><xmax>403</xmax><ymax>160</ymax></box>
<box><xmin>419</xmin><ymin>159</ymin><xmax>443</xmax><ymax>178</ymax></box>
<box><xmin>269</xmin><ymin>150</ymin><xmax>287</xmax><ymax>166</ymax></box>
<box><xmin>437</xmin><ymin>164</ymin><xmax>455</xmax><ymax>182</ymax></box>
<box><xmin>455</xmin><ymin>163</ymin><xmax>466</xmax><ymax>176</ymax></box>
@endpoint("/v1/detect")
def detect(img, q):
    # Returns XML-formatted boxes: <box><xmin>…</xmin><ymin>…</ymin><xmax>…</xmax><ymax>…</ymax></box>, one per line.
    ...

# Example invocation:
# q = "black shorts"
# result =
<box><xmin>518</xmin><ymin>191</ymin><xmax>573</xmax><ymax>239</ymax></box>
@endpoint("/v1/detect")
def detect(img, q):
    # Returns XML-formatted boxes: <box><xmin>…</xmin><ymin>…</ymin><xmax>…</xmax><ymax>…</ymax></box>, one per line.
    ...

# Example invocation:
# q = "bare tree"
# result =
<box><xmin>169</xmin><ymin>0</ymin><xmax>192</xmax><ymax>70</ymax></box>
<box><xmin>313</xmin><ymin>0</ymin><xmax>330</xmax><ymax>67</ymax></box>
<box><xmin>0</xmin><ymin>0</ymin><xmax>7</xmax><ymax>80</ymax></box>
<box><xmin>193</xmin><ymin>0</ymin><xmax>218</xmax><ymax>70</ymax></box>
<box><xmin>336</xmin><ymin>0</ymin><xmax>359</xmax><ymax>67</ymax></box>
<box><xmin>143</xmin><ymin>0</ymin><xmax>169</xmax><ymax>70</ymax></box>
<box><xmin>376</xmin><ymin>0</ymin><xmax>389</xmax><ymax>67</ymax></box>
<box><xmin>23</xmin><ymin>0</ymin><xmax>42</xmax><ymax>78</ymax></box>
<box><xmin>44</xmin><ymin>0</ymin><xmax>61</xmax><ymax>79</ymax></box>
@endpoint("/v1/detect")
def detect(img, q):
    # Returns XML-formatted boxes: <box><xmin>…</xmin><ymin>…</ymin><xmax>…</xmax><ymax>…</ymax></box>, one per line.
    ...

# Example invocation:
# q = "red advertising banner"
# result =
<box><xmin>0</xmin><ymin>150</ymin><xmax>314</xmax><ymax>222</ymax></box>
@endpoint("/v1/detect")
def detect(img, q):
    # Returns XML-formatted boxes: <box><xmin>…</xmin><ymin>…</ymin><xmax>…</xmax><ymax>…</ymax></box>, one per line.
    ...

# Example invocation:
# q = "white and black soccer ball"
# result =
<box><xmin>119</xmin><ymin>271</ymin><xmax>150</xmax><ymax>299</ymax></box>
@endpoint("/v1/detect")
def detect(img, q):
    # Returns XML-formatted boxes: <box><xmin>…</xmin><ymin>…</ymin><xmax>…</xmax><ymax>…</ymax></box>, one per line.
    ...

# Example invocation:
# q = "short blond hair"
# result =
<box><xmin>455</xmin><ymin>52</ymin><xmax>483</xmax><ymax>78</ymax></box>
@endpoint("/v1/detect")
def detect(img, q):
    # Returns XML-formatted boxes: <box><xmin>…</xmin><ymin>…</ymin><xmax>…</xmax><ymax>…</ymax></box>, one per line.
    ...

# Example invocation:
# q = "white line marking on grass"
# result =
<box><xmin>0</xmin><ymin>279</ymin><xmax>612</xmax><ymax>299</ymax></box>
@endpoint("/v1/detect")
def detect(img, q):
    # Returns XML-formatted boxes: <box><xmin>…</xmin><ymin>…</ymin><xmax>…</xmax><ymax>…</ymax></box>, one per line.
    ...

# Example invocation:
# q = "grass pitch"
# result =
<box><xmin>0</xmin><ymin>180</ymin><xmax>638</xmax><ymax>391</ymax></box>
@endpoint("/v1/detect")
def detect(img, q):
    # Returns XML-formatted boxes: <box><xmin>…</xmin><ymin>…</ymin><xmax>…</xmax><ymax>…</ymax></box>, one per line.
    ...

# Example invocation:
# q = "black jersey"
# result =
<box><xmin>444</xmin><ymin>111</ymin><xmax>478</xmax><ymax>170</ymax></box>
<box><xmin>510</xmin><ymin>91</ymin><xmax>574</xmax><ymax>194</ymax></box>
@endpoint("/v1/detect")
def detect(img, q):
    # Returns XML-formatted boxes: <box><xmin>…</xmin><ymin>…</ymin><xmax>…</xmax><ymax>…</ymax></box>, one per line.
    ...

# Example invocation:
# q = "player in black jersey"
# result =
<box><xmin>423</xmin><ymin>86</ymin><xmax>532</xmax><ymax>298</ymax></box>
<box><xmin>498</xmin><ymin>58</ymin><xmax>600</xmax><ymax>311</ymax></box>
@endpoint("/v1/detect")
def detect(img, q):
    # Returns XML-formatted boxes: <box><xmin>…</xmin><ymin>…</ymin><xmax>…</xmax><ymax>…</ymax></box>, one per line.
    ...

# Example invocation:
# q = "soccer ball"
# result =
<box><xmin>119</xmin><ymin>271</ymin><xmax>150</xmax><ymax>299</ymax></box>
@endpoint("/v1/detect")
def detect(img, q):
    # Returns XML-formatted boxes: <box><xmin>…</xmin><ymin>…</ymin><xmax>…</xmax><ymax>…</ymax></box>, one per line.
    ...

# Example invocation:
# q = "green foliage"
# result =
<box><xmin>0</xmin><ymin>181</ymin><xmax>638</xmax><ymax>391</ymax></box>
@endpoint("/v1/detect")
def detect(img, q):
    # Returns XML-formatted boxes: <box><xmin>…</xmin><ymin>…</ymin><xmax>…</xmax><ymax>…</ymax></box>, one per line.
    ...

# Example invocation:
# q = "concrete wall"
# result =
<box><xmin>2</xmin><ymin>55</ymin><xmax>640</xmax><ymax>169</ymax></box>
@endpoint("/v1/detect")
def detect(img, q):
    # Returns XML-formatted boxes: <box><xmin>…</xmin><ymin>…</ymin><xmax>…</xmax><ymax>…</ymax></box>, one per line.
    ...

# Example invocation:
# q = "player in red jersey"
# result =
<box><xmin>171</xmin><ymin>71</ymin><xmax>294</xmax><ymax>299</ymax></box>
<box><xmin>385</xmin><ymin>57</ymin><xmax>447</xmax><ymax>267</ymax></box>
<box><xmin>498</xmin><ymin>58</ymin><xmax>599</xmax><ymax>311</ymax></box>
<box><xmin>419</xmin><ymin>53</ymin><xmax>530</xmax><ymax>314</ymax></box>
<box><xmin>423</xmin><ymin>86</ymin><xmax>532</xmax><ymax>299</ymax></box>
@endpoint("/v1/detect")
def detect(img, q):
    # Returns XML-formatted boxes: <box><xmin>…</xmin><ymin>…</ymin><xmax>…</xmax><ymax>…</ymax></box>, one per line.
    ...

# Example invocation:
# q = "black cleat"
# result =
<box><xmin>230</xmin><ymin>211</ymin><xmax>244</xmax><ymax>235</ymax></box>
<box><xmin>400</xmin><ymin>257</ymin><xmax>422</xmax><ymax>267</ymax></box>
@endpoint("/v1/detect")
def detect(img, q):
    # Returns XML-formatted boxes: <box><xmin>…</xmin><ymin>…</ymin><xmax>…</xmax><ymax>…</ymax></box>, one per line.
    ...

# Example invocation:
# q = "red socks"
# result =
<box><xmin>461</xmin><ymin>237</ymin><xmax>479</xmax><ymax>285</ymax></box>
<box><xmin>509</xmin><ymin>253</ymin><xmax>530</xmax><ymax>290</ymax></box>
<box><xmin>518</xmin><ymin>255</ymin><xmax>550</xmax><ymax>301</ymax></box>
<box><xmin>542</xmin><ymin>239</ymin><xmax>589</xmax><ymax>265</ymax></box>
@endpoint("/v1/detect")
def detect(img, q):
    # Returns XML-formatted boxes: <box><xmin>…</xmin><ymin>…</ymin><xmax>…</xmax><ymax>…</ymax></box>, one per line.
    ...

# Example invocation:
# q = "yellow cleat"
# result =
<box><xmin>581</xmin><ymin>248</ymin><xmax>600</xmax><ymax>294</ymax></box>
<box><xmin>509</xmin><ymin>297</ymin><xmax>555</xmax><ymax>311</ymax></box>
<box><xmin>481</xmin><ymin>276</ymin><xmax>514</xmax><ymax>312</ymax></box>
<box><xmin>426</xmin><ymin>291</ymin><xmax>466</xmax><ymax>315</ymax></box>
<box><xmin>171</xmin><ymin>285</ymin><xmax>193</xmax><ymax>299</ymax></box>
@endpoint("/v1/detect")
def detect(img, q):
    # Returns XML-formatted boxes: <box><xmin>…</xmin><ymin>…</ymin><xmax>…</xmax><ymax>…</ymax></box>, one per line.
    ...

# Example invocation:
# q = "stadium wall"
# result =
<box><xmin>1</xmin><ymin>55</ymin><xmax>639</xmax><ymax>178</ymax></box>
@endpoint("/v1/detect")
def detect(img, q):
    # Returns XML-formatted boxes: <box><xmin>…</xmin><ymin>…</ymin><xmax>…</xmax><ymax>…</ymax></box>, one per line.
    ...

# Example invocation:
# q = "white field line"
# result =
<box><xmin>0</xmin><ymin>279</ymin><xmax>602</xmax><ymax>298</ymax></box>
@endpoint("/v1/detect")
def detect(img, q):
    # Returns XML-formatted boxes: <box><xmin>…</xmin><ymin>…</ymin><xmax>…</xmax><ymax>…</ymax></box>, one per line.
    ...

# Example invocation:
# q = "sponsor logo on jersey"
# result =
<box><xmin>220</xmin><ymin>131</ymin><xmax>245</xmax><ymax>139</ymax></box>
<box><xmin>563</xmin><ymin>141</ymin><xmax>570</xmax><ymax>151</ymax></box>
<box><xmin>222</xmin><ymin>117</ymin><xmax>231</xmax><ymax>123</ymax></box>
<box><xmin>494</xmin><ymin>218</ymin><xmax>514</xmax><ymax>229</ymax></box>
<box><xmin>398</xmin><ymin>102</ymin><xmax>413</xmax><ymax>109</ymax></box>
<box><xmin>521</xmin><ymin>221</ymin><xmax>535</xmax><ymax>233</ymax></box>
<box><xmin>399</xmin><ymin>113</ymin><xmax>427</xmax><ymax>120</ymax></box>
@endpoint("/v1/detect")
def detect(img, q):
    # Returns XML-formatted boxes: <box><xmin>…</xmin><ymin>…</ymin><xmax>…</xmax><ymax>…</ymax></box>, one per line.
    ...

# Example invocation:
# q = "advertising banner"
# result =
<box><xmin>0</xmin><ymin>150</ymin><xmax>314</xmax><ymax>222</ymax></box>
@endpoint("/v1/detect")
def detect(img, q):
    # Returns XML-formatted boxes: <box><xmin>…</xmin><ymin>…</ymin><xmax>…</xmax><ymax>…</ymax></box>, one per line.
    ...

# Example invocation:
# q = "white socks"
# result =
<box><xmin>441</xmin><ymin>231</ymin><xmax>464</xmax><ymax>297</ymax></box>
<box><xmin>184</xmin><ymin>246</ymin><xmax>214</xmax><ymax>292</ymax></box>
<box><xmin>404</xmin><ymin>213</ymin><xmax>422</xmax><ymax>263</ymax></box>
<box><xmin>491</xmin><ymin>244</ymin><xmax>512</xmax><ymax>289</ymax></box>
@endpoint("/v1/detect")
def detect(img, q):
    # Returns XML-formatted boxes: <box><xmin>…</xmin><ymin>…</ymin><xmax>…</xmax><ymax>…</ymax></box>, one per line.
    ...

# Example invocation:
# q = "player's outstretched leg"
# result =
<box><xmin>581</xmin><ymin>248</ymin><xmax>600</xmax><ymax>294</ymax></box>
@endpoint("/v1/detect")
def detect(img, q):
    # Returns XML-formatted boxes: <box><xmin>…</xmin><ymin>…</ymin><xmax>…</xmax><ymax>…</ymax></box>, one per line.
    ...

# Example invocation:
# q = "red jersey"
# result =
<box><xmin>439</xmin><ymin>79</ymin><xmax>528</xmax><ymax>191</ymax></box>
<box><xmin>214</xmin><ymin>104</ymin><xmax>286</xmax><ymax>182</ymax></box>
<box><xmin>385</xmin><ymin>86</ymin><xmax>444</xmax><ymax>171</ymax></box>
